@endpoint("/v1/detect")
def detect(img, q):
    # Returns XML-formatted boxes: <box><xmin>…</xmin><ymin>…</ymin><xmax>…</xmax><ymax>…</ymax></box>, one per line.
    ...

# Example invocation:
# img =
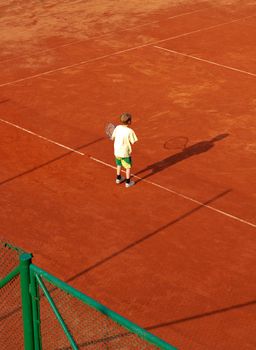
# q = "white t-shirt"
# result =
<box><xmin>111</xmin><ymin>125</ymin><xmax>138</xmax><ymax>157</ymax></box>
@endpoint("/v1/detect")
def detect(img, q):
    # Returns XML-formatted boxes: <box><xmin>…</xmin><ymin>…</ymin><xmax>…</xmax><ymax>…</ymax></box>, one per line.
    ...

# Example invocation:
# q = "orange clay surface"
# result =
<box><xmin>0</xmin><ymin>1</ymin><xmax>256</xmax><ymax>349</ymax></box>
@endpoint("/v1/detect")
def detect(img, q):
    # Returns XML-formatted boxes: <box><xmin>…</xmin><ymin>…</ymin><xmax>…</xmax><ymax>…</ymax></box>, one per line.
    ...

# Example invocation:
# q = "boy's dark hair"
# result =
<box><xmin>120</xmin><ymin>113</ymin><xmax>132</xmax><ymax>125</ymax></box>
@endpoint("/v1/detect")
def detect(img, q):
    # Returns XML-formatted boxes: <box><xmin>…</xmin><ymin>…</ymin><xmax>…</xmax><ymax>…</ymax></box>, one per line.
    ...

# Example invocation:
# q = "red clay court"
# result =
<box><xmin>0</xmin><ymin>0</ymin><xmax>256</xmax><ymax>349</ymax></box>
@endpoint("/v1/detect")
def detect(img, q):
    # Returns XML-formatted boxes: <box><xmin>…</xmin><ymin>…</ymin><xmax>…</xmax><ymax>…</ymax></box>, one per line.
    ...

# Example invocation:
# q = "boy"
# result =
<box><xmin>111</xmin><ymin>113</ymin><xmax>138</xmax><ymax>188</ymax></box>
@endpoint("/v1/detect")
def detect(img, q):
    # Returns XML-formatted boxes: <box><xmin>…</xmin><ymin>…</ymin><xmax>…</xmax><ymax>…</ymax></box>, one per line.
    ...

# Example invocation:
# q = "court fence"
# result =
<box><xmin>0</xmin><ymin>238</ymin><xmax>177</xmax><ymax>350</ymax></box>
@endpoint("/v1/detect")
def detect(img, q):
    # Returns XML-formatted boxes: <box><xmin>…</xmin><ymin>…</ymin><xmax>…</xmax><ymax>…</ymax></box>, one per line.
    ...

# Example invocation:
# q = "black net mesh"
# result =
<box><xmin>0</xmin><ymin>238</ymin><xmax>170</xmax><ymax>350</ymax></box>
<box><xmin>39</xmin><ymin>278</ymin><xmax>162</xmax><ymax>350</ymax></box>
<box><xmin>0</xmin><ymin>239</ymin><xmax>24</xmax><ymax>350</ymax></box>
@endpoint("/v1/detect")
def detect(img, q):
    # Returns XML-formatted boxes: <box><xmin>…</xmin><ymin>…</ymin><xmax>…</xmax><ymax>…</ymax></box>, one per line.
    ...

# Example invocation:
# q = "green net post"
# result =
<box><xmin>20</xmin><ymin>253</ymin><xmax>34</xmax><ymax>350</ymax></box>
<box><xmin>30</xmin><ymin>269</ymin><xmax>42</xmax><ymax>350</ymax></box>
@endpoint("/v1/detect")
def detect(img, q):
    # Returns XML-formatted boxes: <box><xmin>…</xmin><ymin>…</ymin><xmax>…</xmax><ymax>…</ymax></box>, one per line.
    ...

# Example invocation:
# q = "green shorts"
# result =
<box><xmin>115</xmin><ymin>157</ymin><xmax>132</xmax><ymax>169</ymax></box>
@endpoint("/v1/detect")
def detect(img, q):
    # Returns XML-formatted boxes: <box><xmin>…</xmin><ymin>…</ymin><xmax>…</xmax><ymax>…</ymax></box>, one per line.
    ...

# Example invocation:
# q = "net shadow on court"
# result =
<box><xmin>66</xmin><ymin>189</ymin><xmax>231</xmax><ymax>284</ymax></box>
<box><xmin>146</xmin><ymin>299</ymin><xmax>256</xmax><ymax>331</ymax></box>
<box><xmin>0</xmin><ymin>137</ymin><xmax>105</xmax><ymax>187</ymax></box>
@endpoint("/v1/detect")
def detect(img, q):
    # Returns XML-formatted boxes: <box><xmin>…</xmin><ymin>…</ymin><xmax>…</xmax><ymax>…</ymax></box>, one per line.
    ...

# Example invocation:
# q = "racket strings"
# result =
<box><xmin>105</xmin><ymin>123</ymin><xmax>115</xmax><ymax>138</ymax></box>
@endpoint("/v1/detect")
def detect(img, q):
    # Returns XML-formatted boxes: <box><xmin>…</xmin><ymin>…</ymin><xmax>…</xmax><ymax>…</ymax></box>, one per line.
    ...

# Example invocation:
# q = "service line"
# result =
<box><xmin>0</xmin><ymin>118</ymin><xmax>84</xmax><ymax>155</ymax></box>
<box><xmin>0</xmin><ymin>6</ymin><xmax>211</xmax><ymax>65</ymax></box>
<box><xmin>153</xmin><ymin>46</ymin><xmax>256</xmax><ymax>78</ymax></box>
<box><xmin>0</xmin><ymin>13</ymin><xmax>255</xmax><ymax>88</ymax></box>
<box><xmin>1</xmin><ymin>122</ymin><xmax>255</xmax><ymax>229</ymax></box>
<box><xmin>89</xmin><ymin>157</ymin><xmax>256</xmax><ymax>229</ymax></box>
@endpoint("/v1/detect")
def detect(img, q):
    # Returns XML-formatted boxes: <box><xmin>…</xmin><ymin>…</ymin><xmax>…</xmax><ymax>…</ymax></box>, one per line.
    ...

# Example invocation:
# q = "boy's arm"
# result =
<box><xmin>129</xmin><ymin>130</ymin><xmax>138</xmax><ymax>144</ymax></box>
<box><xmin>111</xmin><ymin>127</ymin><xmax>116</xmax><ymax>141</ymax></box>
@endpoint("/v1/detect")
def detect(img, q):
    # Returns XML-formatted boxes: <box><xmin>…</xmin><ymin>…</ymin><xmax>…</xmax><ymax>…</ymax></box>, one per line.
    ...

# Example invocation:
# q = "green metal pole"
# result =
<box><xmin>31</xmin><ymin>264</ymin><xmax>177</xmax><ymax>350</ymax></box>
<box><xmin>20</xmin><ymin>253</ymin><xmax>34</xmax><ymax>350</ymax></box>
<box><xmin>35</xmin><ymin>274</ymin><xmax>79</xmax><ymax>350</ymax></box>
<box><xmin>30</xmin><ymin>269</ymin><xmax>42</xmax><ymax>350</ymax></box>
<box><xmin>0</xmin><ymin>265</ymin><xmax>20</xmax><ymax>288</ymax></box>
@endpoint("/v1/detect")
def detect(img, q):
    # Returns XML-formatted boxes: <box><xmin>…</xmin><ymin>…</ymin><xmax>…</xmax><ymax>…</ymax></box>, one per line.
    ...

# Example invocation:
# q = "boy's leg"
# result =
<box><xmin>124</xmin><ymin>158</ymin><xmax>135</xmax><ymax>187</ymax></box>
<box><xmin>117</xmin><ymin>165</ymin><xmax>122</xmax><ymax>176</ymax></box>
<box><xmin>125</xmin><ymin>168</ymin><xmax>131</xmax><ymax>180</ymax></box>
<box><xmin>115</xmin><ymin>158</ymin><xmax>124</xmax><ymax>183</ymax></box>
<box><xmin>116</xmin><ymin>165</ymin><xmax>123</xmax><ymax>183</ymax></box>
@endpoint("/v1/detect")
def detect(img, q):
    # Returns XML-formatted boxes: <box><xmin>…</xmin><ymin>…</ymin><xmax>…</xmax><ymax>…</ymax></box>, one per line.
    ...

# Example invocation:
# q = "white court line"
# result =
<box><xmin>0</xmin><ymin>46</ymin><xmax>149</xmax><ymax>88</ymax></box>
<box><xmin>154</xmin><ymin>46</ymin><xmax>256</xmax><ymax>77</ymax></box>
<box><xmin>38</xmin><ymin>77</ymin><xmax>57</xmax><ymax>82</ymax></box>
<box><xmin>90</xmin><ymin>156</ymin><xmax>256</xmax><ymax>229</ymax></box>
<box><xmin>155</xmin><ymin>13</ymin><xmax>256</xmax><ymax>44</ymax></box>
<box><xmin>0</xmin><ymin>118</ymin><xmax>84</xmax><ymax>155</ymax></box>
<box><xmin>0</xmin><ymin>13</ymin><xmax>255</xmax><ymax>88</ymax></box>
<box><xmin>0</xmin><ymin>116</ymin><xmax>255</xmax><ymax>228</ymax></box>
<box><xmin>0</xmin><ymin>6</ymin><xmax>212</xmax><ymax>65</ymax></box>
<box><xmin>150</xmin><ymin>110</ymin><xmax>170</xmax><ymax>118</ymax></box>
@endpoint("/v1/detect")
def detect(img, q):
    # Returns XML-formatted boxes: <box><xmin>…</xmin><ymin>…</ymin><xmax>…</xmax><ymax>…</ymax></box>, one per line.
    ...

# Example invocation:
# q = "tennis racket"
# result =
<box><xmin>105</xmin><ymin>123</ymin><xmax>116</xmax><ymax>139</ymax></box>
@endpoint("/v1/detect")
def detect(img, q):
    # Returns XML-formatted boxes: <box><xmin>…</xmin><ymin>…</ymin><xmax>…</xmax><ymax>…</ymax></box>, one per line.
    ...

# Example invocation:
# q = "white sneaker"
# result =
<box><xmin>116</xmin><ymin>176</ymin><xmax>125</xmax><ymax>184</ymax></box>
<box><xmin>125</xmin><ymin>180</ymin><xmax>135</xmax><ymax>188</ymax></box>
